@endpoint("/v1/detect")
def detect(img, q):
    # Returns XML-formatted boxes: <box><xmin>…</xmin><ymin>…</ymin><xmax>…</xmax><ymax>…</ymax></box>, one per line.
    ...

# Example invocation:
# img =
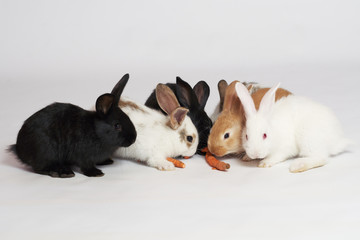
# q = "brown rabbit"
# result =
<box><xmin>207</xmin><ymin>81</ymin><xmax>291</xmax><ymax>158</ymax></box>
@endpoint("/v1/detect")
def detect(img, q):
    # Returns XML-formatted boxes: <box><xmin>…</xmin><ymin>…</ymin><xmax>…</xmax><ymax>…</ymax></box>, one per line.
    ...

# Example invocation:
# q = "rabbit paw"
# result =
<box><xmin>241</xmin><ymin>154</ymin><xmax>253</xmax><ymax>162</ymax></box>
<box><xmin>289</xmin><ymin>161</ymin><xmax>307</xmax><ymax>173</ymax></box>
<box><xmin>82</xmin><ymin>167</ymin><xmax>104</xmax><ymax>177</ymax></box>
<box><xmin>258</xmin><ymin>159</ymin><xmax>276</xmax><ymax>168</ymax></box>
<box><xmin>148</xmin><ymin>160</ymin><xmax>175</xmax><ymax>171</ymax></box>
<box><xmin>157</xmin><ymin>161</ymin><xmax>176</xmax><ymax>171</ymax></box>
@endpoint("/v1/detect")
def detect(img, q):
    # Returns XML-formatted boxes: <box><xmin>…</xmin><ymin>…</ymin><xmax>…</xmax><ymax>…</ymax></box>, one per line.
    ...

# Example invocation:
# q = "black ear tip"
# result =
<box><xmin>199</xmin><ymin>80</ymin><xmax>210</xmax><ymax>87</ymax></box>
<box><xmin>176</xmin><ymin>76</ymin><xmax>185</xmax><ymax>83</ymax></box>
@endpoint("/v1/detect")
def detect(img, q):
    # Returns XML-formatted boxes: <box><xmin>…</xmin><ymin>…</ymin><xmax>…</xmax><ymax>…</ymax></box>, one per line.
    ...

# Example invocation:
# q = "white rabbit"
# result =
<box><xmin>235</xmin><ymin>82</ymin><xmax>350</xmax><ymax>172</ymax></box>
<box><xmin>113</xmin><ymin>83</ymin><xmax>199</xmax><ymax>171</ymax></box>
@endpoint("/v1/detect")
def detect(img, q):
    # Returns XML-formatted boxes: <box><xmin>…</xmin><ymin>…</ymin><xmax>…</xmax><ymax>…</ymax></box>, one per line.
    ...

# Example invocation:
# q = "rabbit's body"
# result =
<box><xmin>10</xmin><ymin>74</ymin><xmax>137</xmax><ymax>177</ymax></box>
<box><xmin>260</xmin><ymin>96</ymin><xmax>347</xmax><ymax>170</ymax></box>
<box><xmin>236</xmin><ymin>82</ymin><xmax>349</xmax><ymax>172</ymax></box>
<box><xmin>114</xmin><ymin>86</ymin><xmax>199</xmax><ymax>171</ymax></box>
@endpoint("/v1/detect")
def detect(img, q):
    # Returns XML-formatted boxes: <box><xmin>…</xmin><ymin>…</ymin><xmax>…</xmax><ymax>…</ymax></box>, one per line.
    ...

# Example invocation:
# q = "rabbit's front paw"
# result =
<box><xmin>289</xmin><ymin>160</ymin><xmax>308</xmax><ymax>173</ymax></box>
<box><xmin>241</xmin><ymin>154</ymin><xmax>253</xmax><ymax>162</ymax></box>
<box><xmin>148</xmin><ymin>159</ymin><xmax>175</xmax><ymax>171</ymax></box>
<box><xmin>258</xmin><ymin>159</ymin><xmax>275</xmax><ymax>168</ymax></box>
<box><xmin>157</xmin><ymin>161</ymin><xmax>176</xmax><ymax>171</ymax></box>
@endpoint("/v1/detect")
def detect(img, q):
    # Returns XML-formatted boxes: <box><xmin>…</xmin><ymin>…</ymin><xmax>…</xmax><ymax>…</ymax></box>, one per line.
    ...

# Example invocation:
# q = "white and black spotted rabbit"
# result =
<box><xmin>113</xmin><ymin>79</ymin><xmax>199</xmax><ymax>170</ymax></box>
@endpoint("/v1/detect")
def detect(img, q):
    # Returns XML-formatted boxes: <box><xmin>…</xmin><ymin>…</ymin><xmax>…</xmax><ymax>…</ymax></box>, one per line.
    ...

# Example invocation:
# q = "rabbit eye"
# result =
<box><xmin>224</xmin><ymin>133</ymin><xmax>230</xmax><ymax>139</ymax></box>
<box><xmin>186</xmin><ymin>136</ymin><xmax>193</xmax><ymax>143</ymax></box>
<box><xmin>114</xmin><ymin>123</ymin><xmax>122</xmax><ymax>131</ymax></box>
<box><xmin>263</xmin><ymin>133</ymin><xmax>267</xmax><ymax>140</ymax></box>
<box><xmin>245</xmin><ymin>134</ymin><xmax>248</xmax><ymax>140</ymax></box>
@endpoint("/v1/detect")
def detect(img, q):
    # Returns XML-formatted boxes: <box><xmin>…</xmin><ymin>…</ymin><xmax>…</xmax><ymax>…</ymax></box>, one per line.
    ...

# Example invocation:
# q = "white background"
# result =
<box><xmin>1</xmin><ymin>0</ymin><xmax>359</xmax><ymax>239</ymax></box>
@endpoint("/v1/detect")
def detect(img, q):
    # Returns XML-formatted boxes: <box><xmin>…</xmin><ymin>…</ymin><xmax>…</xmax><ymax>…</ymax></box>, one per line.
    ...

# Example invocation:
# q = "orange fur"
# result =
<box><xmin>208</xmin><ymin>81</ymin><xmax>245</xmax><ymax>156</ymax></box>
<box><xmin>252</xmin><ymin>88</ymin><xmax>292</xmax><ymax>110</ymax></box>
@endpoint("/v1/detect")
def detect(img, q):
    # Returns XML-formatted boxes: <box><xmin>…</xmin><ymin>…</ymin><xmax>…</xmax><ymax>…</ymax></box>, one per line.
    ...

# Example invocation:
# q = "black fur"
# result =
<box><xmin>9</xmin><ymin>74</ymin><xmax>136</xmax><ymax>178</ymax></box>
<box><xmin>145</xmin><ymin>77</ymin><xmax>212</xmax><ymax>154</ymax></box>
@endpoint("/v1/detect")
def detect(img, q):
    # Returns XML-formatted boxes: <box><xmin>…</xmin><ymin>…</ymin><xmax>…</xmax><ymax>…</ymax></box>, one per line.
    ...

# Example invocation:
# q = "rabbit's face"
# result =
<box><xmin>97</xmin><ymin>108</ymin><xmax>137</xmax><ymax>148</ymax></box>
<box><xmin>176</xmin><ymin>117</ymin><xmax>199</xmax><ymax>158</ymax></box>
<box><xmin>208</xmin><ymin>111</ymin><xmax>243</xmax><ymax>157</ymax></box>
<box><xmin>242</xmin><ymin>113</ymin><xmax>271</xmax><ymax>160</ymax></box>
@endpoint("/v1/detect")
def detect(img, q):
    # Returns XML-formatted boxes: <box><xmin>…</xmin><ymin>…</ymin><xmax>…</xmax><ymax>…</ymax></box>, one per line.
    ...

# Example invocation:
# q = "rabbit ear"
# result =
<box><xmin>169</xmin><ymin>107</ymin><xmax>189</xmax><ymax>130</ymax></box>
<box><xmin>235</xmin><ymin>82</ymin><xmax>256</xmax><ymax>118</ymax></box>
<box><xmin>176</xmin><ymin>77</ymin><xmax>200</xmax><ymax>110</ymax></box>
<box><xmin>193</xmin><ymin>81</ymin><xmax>210</xmax><ymax>109</ymax></box>
<box><xmin>218</xmin><ymin>80</ymin><xmax>228</xmax><ymax>112</ymax></box>
<box><xmin>156</xmin><ymin>83</ymin><xmax>181</xmax><ymax>115</ymax></box>
<box><xmin>111</xmin><ymin>73</ymin><xmax>129</xmax><ymax>103</ymax></box>
<box><xmin>259</xmin><ymin>83</ymin><xmax>281</xmax><ymax>114</ymax></box>
<box><xmin>222</xmin><ymin>81</ymin><xmax>242</xmax><ymax>114</ymax></box>
<box><xmin>96</xmin><ymin>94</ymin><xmax>115</xmax><ymax>115</ymax></box>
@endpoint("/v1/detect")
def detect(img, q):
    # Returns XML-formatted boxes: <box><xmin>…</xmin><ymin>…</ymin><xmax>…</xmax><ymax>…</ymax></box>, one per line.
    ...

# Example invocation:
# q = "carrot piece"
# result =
<box><xmin>201</xmin><ymin>147</ymin><xmax>230</xmax><ymax>171</ymax></box>
<box><xmin>166</xmin><ymin>157</ymin><xmax>186</xmax><ymax>168</ymax></box>
<box><xmin>183</xmin><ymin>156</ymin><xmax>191</xmax><ymax>159</ymax></box>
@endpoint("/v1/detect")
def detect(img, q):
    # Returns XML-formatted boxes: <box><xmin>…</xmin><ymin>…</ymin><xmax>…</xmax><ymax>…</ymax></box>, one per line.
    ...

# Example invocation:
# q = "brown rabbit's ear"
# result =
<box><xmin>222</xmin><ymin>81</ymin><xmax>242</xmax><ymax>114</ymax></box>
<box><xmin>96</xmin><ymin>94</ymin><xmax>115</xmax><ymax>115</ymax></box>
<box><xmin>217</xmin><ymin>80</ymin><xmax>228</xmax><ymax>112</ymax></box>
<box><xmin>169</xmin><ymin>107</ymin><xmax>189</xmax><ymax>130</ymax></box>
<box><xmin>156</xmin><ymin>83</ymin><xmax>181</xmax><ymax>115</ymax></box>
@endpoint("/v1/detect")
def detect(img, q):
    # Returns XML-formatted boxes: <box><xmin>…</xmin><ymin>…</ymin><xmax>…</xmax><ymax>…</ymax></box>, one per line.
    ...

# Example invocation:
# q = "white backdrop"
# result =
<box><xmin>1</xmin><ymin>1</ymin><xmax>359</xmax><ymax>239</ymax></box>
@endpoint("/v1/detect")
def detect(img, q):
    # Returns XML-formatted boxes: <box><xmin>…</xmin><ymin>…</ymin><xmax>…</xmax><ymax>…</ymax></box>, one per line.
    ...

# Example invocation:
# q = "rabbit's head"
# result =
<box><xmin>95</xmin><ymin>74</ymin><xmax>137</xmax><ymax>148</ymax></box>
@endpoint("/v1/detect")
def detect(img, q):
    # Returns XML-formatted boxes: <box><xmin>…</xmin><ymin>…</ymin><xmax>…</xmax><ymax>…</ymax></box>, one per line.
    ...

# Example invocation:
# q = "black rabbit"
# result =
<box><xmin>145</xmin><ymin>77</ymin><xmax>212</xmax><ymax>154</ymax></box>
<box><xmin>9</xmin><ymin>74</ymin><xmax>137</xmax><ymax>178</ymax></box>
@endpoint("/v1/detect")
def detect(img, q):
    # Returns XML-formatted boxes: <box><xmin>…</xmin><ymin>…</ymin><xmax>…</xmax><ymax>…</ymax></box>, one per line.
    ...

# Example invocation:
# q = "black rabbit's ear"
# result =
<box><xmin>96</xmin><ymin>94</ymin><xmax>115</xmax><ymax>115</ymax></box>
<box><xmin>176</xmin><ymin>77</ymin><xmax>199</xmax><ymax>109</ymax></box>
<box><xmin>111</xmin><ymin>73</ymin><xmax>129</xmax><ymax>102</ymax></box>
<box><xmin>193</xmin><ymin>81</ymin><xmax>210</xmax><ymax>109</ymax></box>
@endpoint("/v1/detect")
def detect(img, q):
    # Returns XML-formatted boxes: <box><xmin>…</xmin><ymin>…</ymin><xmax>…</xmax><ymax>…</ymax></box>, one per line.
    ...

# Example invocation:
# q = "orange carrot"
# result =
<box><xmin>183</xmin><ymin>156</ymin><xmax>191</xmax><ymax>159</ymax></box>
<box><xmin>166</xmin><ymin>157</ymin><xmax>186</xmax><ymax>168</ymax></box>
<box><xmin>201</xmin><ymin>147</ymin><xmax>230</xmax><ymax>171</ymax></box>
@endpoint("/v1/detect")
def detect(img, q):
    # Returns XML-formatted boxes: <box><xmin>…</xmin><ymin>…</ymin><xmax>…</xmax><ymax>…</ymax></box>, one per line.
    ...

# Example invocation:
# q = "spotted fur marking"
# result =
<box><xmin>179</xmin><ymin>127</ymin><xmax>195</xmax><ymax>148</ymax></box>
<box><xmin>119</xmin><ymin>100</ymin><xmax>146</xmax><ymax>113</ymax></box>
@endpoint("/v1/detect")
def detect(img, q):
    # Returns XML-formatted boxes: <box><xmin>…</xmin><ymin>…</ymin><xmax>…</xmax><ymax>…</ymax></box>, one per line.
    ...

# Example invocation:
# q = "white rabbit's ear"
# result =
<box><xmin>235</xmin><ymin>82</ymin><xmax>256</xmax><ymax>118</ymax></box>
<box><xmin>259</xmin><ymin>83</ymin><xmax>281</xmax><ymax>114</ymax></box>
<box><xmin>156</xmin><ymin>83</ymin><xmax>181</xmax><ymax>115</ymax></box>
<box><xmin>169</xmin><ymin>107</ymin><xmax>189</xmax><ymax>130</ymax></box>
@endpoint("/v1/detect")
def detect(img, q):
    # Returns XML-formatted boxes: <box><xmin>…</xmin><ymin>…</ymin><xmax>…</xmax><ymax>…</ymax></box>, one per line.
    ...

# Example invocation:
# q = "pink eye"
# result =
<box><xmin>263</xmin><ymin>133</ymin><xmax>267</xmax><ymax>140</ymax></box>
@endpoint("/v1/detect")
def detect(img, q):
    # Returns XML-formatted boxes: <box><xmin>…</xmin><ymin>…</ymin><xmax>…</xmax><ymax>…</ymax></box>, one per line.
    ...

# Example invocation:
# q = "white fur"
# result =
<box><xmin>236</xmin><ymin>82</ymin><xmax>350</xmax><ymax>172</ymax></box>
<box><xmin>113</xmin><ymin>97</ymin><xmax>199</xmax><ymax>171</ymax></box>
